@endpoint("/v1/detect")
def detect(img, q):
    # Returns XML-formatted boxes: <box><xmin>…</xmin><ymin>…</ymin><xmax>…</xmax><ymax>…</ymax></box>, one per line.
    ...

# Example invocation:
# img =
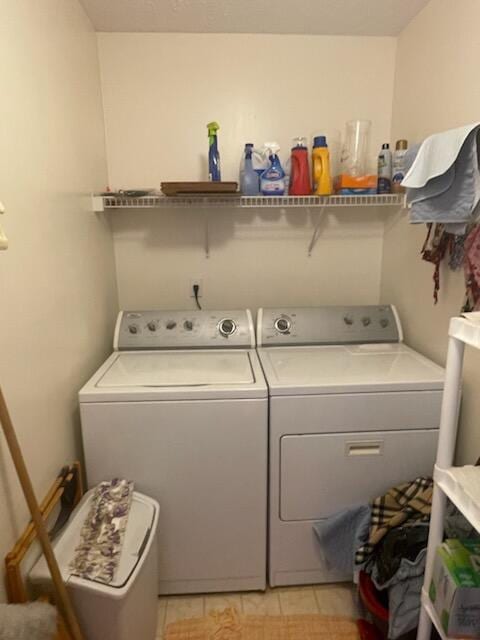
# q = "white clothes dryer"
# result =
<box><xmin>79</xmin><ymin>309</ymin><xmax>267</xmax><ymax>595</ymax></box>
<box><xmin>256</xmin><ymin>305</ymin><xmax>445</xmax><ymax>587</ymax></box>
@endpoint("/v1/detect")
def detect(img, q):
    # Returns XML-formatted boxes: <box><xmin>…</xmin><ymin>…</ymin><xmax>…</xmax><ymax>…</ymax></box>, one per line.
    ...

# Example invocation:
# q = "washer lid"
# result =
<box><xmin>96</xmin><ymin>350</ymin><xmax>255</xmax><ymax>387</ymax></box>
<box><xmin>258</xmin><ymin>343</ymin><xmax>444</xmax><ymax>394</ymax></box>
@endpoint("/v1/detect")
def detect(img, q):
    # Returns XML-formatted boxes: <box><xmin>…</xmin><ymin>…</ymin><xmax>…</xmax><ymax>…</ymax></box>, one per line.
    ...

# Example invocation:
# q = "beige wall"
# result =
<box><xmin>381</xmin><ymin>0</ymin><xmax>480</xmax><ymax>464</ymax></box>
<box><xmin>0</xmin><ymin>1</ymin><xmax>118</xmax><ymax>600</ymax></box>
<box><xmin>98</xmin><ymin>33</ymin><xmax>396</xmax><ymax>310</ymax></box>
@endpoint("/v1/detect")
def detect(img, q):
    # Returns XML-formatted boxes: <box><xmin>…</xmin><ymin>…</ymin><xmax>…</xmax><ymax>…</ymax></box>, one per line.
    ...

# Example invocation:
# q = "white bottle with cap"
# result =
<box><xmin>392</xmin><ymin>139</ymin><xmax>408</xmax><ymax>193</ymax></box>
<box><xmin>377</xmin><ymin>143</ymin><xmax>392</xmax><ymax>194</ymax></box>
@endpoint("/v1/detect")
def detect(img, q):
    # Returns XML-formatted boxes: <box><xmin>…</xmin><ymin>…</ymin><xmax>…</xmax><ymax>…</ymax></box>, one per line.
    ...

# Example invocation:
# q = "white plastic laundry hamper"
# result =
<box><xmin>29</xmin><ymin>488</ymin><xmax>160</xmax><ymax>640</ymax></box>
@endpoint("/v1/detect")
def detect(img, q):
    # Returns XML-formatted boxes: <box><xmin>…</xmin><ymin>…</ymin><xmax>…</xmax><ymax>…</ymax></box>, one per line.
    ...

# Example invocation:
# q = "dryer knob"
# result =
<box><xmin>275</xmin><ymin>317</ymin><xmax>291</xmax><ymax>334</ymax></box>
<box><xmin>380</xmin><ymin>318</ymin><xmax>390</xmax><ymax>328</ymax></box>
<box><xmin>147</xmin><ymin>321</ymin><xmax>156</xmax><ymax>332</ymax></box>
<box><xmin>184</xmin><ymin>320</ymin><xmax>194</xmax><ymax>331</ymax></box>
<box><xmin>219</xmin><ymin>318</ymin><xmax>236</xmax><ymax>337</ymax></box>
<box><xmin>128</xmin><ymin>324</ymin><xmax>138</xmax><ymax>335</ymax></box>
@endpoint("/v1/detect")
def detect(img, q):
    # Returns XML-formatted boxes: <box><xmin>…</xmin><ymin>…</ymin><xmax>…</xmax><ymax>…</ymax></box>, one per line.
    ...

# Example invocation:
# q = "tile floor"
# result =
<box><xmin>156</xmin><ymin>583</ymin><xmax>360</xmax><ymax>638</ymax></box>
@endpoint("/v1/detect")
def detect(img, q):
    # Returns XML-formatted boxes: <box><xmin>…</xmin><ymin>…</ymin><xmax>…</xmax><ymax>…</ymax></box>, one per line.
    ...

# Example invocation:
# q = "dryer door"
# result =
<box><xmin>280</xmin><ymin>429</ymin><xmax>438</xmax><ymax>521</ymax></box>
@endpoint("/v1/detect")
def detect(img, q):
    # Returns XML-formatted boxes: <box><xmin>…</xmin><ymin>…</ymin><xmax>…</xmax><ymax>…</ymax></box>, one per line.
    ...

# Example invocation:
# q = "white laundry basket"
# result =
<box><xmin>29</xmin><ymin>488</ymin><xmax>159</xmax><ymax>640</ymax></box>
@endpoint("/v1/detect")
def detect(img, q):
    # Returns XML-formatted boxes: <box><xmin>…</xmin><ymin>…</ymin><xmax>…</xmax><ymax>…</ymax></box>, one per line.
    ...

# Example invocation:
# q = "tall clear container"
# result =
<box><xmin>340</xmin><ymin>120</ymin><xmax>371</xmax><ymax>177</ymax></box>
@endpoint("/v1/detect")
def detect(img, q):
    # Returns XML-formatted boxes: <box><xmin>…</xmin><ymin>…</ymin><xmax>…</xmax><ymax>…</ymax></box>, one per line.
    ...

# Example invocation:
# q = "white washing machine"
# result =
<box><xmin>256</xmin><ymin>305</ymin><xmax>445</xmax><ymax>587</ymax></box>
<box><xmin>79</xmin><ymin>309</ymin><xmax>267</xmax><ymax>595</ymax></box>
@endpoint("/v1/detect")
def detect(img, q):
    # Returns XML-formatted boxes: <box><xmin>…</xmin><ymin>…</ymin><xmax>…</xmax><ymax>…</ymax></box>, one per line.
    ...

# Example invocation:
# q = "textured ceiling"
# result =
<box><xmin>80</xmin><ymin>0</ymin><xmax>430</xmax><ymax>35</ymax></box>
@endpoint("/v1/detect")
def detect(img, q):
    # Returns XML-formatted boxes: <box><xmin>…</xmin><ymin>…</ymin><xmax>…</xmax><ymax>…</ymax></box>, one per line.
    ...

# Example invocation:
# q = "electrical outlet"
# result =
<box><xmin>189</xmin><ymin>279</ymin><xmax>203</xmax><ymax>298</ymax></box>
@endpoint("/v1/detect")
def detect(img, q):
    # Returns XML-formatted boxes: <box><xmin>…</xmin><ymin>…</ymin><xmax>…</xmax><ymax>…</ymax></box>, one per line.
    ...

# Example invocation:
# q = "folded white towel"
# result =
<box><xmin>403</xmin><ymin>122</ymin><xmax>480</xmax><ymax>188</ymax></box>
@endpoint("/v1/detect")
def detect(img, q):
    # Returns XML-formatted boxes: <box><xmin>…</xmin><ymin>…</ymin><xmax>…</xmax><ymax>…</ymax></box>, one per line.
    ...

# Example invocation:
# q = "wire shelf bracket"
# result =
<box><xmin>307</xmin><ymin>207</ymin><xmax>326</xmax><ymax>257</ymax></box>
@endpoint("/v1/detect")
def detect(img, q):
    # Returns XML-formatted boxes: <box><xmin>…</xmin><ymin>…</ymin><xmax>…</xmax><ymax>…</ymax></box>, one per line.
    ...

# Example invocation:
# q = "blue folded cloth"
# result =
<box><xmin>403</xmin><ymin>123</ymin><xmax>480</xmax><ymax>235</ymax></box>
<box><xmin>312</xmin><ymin>505</ymin><xmax>371</xmax><ymax>577</ymax></box>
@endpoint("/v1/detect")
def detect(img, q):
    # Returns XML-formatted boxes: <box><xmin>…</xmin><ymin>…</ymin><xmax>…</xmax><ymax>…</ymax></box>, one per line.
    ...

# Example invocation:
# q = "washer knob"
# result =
<box><xmin>184</xmin><ymin>320</ymin><xmax>194</xmax><ymax>331</ymax></box>
<box><xmin>128</xmin><ymin>324</ymin><xmax>138</xmax><ymax>335</ymax></box>
<box><xmin>275</xmin><ymin>317</ymin><xmax>291</xmax><ymax>334</ymax></box>
<box><xmin>362</xmin><ymin>317</ymin><xmax>371</xmax><ymax>327</ymax></box>
<box><xmin>166</xmin><ymin>320</ymin><xmax>177</xmax><ymax>330</ymax></box>
<box><xmin>380</xmin><ymin>318</ymin><xmax>390</xmax><ymax>328</ymax></box>
<box><xmin>147</xmin><ymin>321</ymin><xmax>156</xmax><ymax>332</ymax></box>
<box><xmin>343</xmin><ymin>315</ymin><xmax>354</xmax><ymax>326</ymax></box>
<box><xmin>219</xmin><ymin>318</ymin><xmax>236</xmax><ymax>337</ymax></box>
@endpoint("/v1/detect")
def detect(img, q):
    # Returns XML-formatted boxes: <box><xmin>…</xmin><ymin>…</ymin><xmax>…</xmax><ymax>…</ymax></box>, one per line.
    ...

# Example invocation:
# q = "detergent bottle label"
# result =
<box><xmin>260</xmin><ymin>152</ymin><xmax>285</xmax><ymax>195</ymax></box>
<box><xmin>261</xmin><ymin>179</ymin><xmax>284</xmax><ymax>194</ymax></box>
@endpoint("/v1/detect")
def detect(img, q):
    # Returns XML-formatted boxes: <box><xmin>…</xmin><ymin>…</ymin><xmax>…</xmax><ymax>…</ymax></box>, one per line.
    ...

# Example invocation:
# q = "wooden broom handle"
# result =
<box><xmin>0</xmin><ymin>386</ymin><xmax>85</xmax><ymax>640</ymax></box>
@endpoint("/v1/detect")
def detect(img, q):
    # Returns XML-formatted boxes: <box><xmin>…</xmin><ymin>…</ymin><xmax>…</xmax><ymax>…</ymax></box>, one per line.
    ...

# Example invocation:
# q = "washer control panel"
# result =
<box><xmin>257</xmin><ymin>305</ymin><xmax>401</xmax><ymax>346</ymax></box>
<box><xmin>115</xmin><ymin>309</ymin><xmax>255</xmax><ymax>350</ymax></box>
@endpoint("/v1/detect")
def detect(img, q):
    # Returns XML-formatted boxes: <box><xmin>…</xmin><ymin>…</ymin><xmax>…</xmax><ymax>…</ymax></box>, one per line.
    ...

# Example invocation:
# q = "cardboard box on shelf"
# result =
<box><xmin>429</xmin><ymin>539</ymin><xmax>480</xmax><ymax>639</ymax></box>
<box><xmin>334</xmin><ymin>174</ymin><xmax>378</xmax><ymax>193</ymax></box>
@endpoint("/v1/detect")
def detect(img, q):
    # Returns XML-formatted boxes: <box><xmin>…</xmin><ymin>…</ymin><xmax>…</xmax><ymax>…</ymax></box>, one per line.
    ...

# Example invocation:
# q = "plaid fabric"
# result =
<box><xmin>355</xmin><ymin>477</ymin><xmax>433</xmax><ymax>565</ymax></box>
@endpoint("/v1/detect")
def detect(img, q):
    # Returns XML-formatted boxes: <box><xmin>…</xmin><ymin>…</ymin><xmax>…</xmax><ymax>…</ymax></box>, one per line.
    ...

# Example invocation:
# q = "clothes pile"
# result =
<box><xmin>314</xmin><ymin>477</ymin><xmax>433</xmax><ymax>640</ymax></box>
<box><xmin>420</xmin><ymin>222</ymin><xmax>480</xmax><ymax>309</ymax></box>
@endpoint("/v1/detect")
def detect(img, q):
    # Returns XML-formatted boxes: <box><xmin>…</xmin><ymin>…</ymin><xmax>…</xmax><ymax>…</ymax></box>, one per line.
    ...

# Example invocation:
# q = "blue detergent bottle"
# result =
<box><xmin>260</xmin><ymin>143</ymin><xmax>285</xmax><ymax>196</ymax></box>
<box><xmin>240</xmin><ymin>144</ymin><xmax>260</xmax><ymax>195</ymax></box>
<box><xmin>207</xmin><ymin>121</ymin><xmax>221</xmax><ymax>181</ymax></box>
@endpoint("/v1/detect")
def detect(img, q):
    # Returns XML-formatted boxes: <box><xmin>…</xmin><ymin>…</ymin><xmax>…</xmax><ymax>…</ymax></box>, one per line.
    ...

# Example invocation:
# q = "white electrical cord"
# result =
<box><xmin>0</xmin><ymin>200</ymin><xmax>9</xmax><ymax>250</ymax></box>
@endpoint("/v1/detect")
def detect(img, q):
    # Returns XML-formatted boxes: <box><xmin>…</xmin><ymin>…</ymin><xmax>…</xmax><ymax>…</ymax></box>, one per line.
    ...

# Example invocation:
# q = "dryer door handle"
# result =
<box><xmin>345</xmin><ymin>440</ymin><xmax>383</xmax><ymax>457</ymax></box>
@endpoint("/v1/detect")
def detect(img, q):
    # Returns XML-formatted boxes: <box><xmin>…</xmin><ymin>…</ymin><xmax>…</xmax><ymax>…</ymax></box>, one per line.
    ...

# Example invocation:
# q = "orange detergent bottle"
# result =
<box><xmin>312</xmin><ymin>136</ymin><xmax>332</xmax><ymax>195</ymax></box>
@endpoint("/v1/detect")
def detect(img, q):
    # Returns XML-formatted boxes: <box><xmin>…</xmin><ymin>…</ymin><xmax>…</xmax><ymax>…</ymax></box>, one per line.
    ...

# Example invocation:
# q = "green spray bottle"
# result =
<box><xmin>207</xmin><ymin>122</ymin><xmax>221</xmax><ymax>182</ymax></box>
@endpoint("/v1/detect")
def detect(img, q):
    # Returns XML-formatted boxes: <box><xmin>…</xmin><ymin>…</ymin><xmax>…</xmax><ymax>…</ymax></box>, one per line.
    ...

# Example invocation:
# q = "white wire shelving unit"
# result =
<box><xmin>91</xmin><ymin>192</ymin><xmax>405</xmax><ymax>258</ymax></box>
<box><xmin>417</xmin><ymin>312</ymin><xmax>480</xmax><ymax>640</ymax></box>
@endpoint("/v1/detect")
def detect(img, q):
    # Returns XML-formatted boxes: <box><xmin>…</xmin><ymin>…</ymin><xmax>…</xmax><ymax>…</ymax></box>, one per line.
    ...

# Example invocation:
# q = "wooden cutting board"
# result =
<box><xmin>161</xmin><ymin>182</ymin><xmax>238</xmax><ymax>196</ymax></box>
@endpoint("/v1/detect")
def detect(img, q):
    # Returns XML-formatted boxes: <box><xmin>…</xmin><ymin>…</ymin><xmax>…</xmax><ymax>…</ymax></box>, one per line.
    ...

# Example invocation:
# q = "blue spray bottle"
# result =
<box><xmin>260</xmin><ymin>142</ymin><xmax>285</xmax><ymax>196</ymax></box>
<box><xmin>240</xmin><ymin>144</ymin><xmax>260</xmax><ymax>195</ymax></box>
<box><xmin>207</xmin><ymin>121</ymin><xmax>221</xmax><ymax>182</ymax></box>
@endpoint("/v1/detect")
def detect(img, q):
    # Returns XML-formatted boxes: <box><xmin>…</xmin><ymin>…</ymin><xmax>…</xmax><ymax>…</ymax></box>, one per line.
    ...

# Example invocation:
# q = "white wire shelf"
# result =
<box><xmin>91</xmin><ymin>192</ymin><xmax>405</xmax><ymax>257</ymax></box>
<box><xmin>434</xmin><ymin>464</ymin><xmax>480</xmax><ymax>533</ymax></box>
<box><xmin>92</xmin><ymin>193</ymin><xmax>405</xmax><ymax>212</ymax></box>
